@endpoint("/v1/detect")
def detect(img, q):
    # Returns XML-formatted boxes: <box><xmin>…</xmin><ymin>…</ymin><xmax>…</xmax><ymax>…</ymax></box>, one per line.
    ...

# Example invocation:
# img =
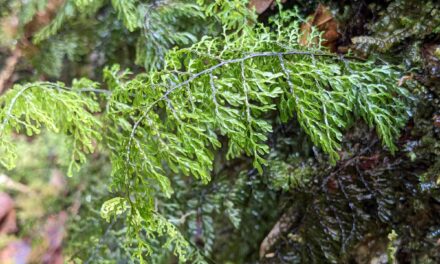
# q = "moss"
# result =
<box><xmin>352</xmin><ymin>0</ymin><xmax>440</xmax><ymax>54</ymax></box>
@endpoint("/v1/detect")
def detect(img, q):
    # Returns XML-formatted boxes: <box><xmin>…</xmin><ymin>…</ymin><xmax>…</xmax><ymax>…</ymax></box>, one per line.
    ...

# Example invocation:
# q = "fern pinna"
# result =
<box><xmin>0</xmin><ymin>6</ymin><xmax>411</xmax><ymax>263</ymax></box>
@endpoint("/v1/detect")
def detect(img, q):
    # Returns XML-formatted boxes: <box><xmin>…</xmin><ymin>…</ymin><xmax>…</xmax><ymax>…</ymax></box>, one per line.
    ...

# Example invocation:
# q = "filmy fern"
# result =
<box><xmin>99</xmin><ymin>9</ymin><xmax>411</xmax><ymax>261</ymax></box>
<box><xmin>0</xmin><ymin>4</ymin><xmax>412</xmax><ymax>262</ymax></box>
<box><xmin>0</xmin><ymin>79</ymin><xmax>102</xmax><ymax>176</ymax></box>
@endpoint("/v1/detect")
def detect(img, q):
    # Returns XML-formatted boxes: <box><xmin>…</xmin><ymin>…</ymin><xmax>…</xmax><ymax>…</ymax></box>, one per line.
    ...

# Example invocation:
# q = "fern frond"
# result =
<box><xmin>0</xmin><ymin>80</ymin><xmax>102</xmax><ymax>175</ymax></box>
<box><xmin>111</xmin><ymin>0</ymin><xmax>138</xmax><ymax>32</ymax></box>
<box><xmin>350</xmin><ymin>64</ymin><xmax>412</xmax><ymax>152</ymax></box>
<box><xmin>113</xmin><ymin>29</ymin><xmax>408</xmax><ymax>187</ymax></box>
<box><xmin>0</xmin><ymin>5</ymin><xmax>413</xmax><ymax>262</ymax></box>
<box><xmin>101</xmin><ymin>14</ymin><xmax>411</xmax><ymax>260</ymax></box>
<box><xmin>31</xmin><ymin>33</ymin><xmax>87</xmax><ymax>76</ymax></box>
<box><xmin>18</xmin><ymin>0</ymin><xmax>49</xmax><ymax>24</ymax></box>
<box><xmin>198</xmin><ymin>0</ymin><xmax>257</xmax><ymax>30</ymax></box>
<box><xmin>101</xmin><ymin>196</ymin><xmax>194</xmax><ymax>262</ymax></box>
<box><xmin>30</xmin><ymin>0</ymin><xmax>208</xmax><ymax>71</ymax></box>
<box><xmin>136</xmin><ymin>1</ymin><xmax>205</xmax><ymax>70</ymax></box>
<box><xmin>32</xmin><ymin>1</ymin><xmax>73</xmax><ymax>43</ymax></box>
<box><xmin>33</xmin><ymin>0</ymin><xmax>104</xmax><ymax>43</ymax></box>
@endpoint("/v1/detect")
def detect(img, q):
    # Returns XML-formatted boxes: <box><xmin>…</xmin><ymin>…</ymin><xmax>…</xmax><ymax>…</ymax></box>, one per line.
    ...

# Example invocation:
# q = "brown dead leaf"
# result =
<box><xmin>49</xmin><ymin>169</ymin><xmax>67</xmax><ymax>195</ymax></box>
<box><xmin>249</xmin><ymin>0</ymin><xmax>274</xmax><ymax>14</ymax></box>
<box><xmin>0</xmin><ymin>0</ymin><xmax>65</xmax><ymax>93</ymax></box>
<box><xmin>433</xmin><ymin>115</ymin><xmax>440</xmax><ymax>128</ymax></box>
<box><xmin>249</xmin><ymin>0</ymin><xmax>288</xmax><ymax>15</ymax></box>
<box><xmin>259</xmin><ymin>207</ymin><xmax>300</xmax><ymax>259</ymax></box>
<box><xmin>24</xmin><ymin>0</ymin><xmax>65</xmax><ymax>38</ymax></box>
<box><xmin>359</xmin><ymin>153</ymin><xmax>381</xmax><ymax>170</ymax></box>
<box><xmin>0</xmin><ymin>209</ymin><xmax>17</xmax><ymax>235</ymax></box>
<box><xmin>41</xmin><ymin>211</ymin><xmax>67</xmax><ymax>264</ymax></box>
<box><xmin>0</xmin><ymin>192</ymin><xmax>17</xmax><ymax>234</ymax></box>
<box><xmin>0</xmin><ymin>193</ymin><xmax>14</xmax><ymax>219</ymax></box>
<box><xmin>299</xmin><ymin>4</ymin><xmax>341</xmax><ymax>52</ymax></box>
<box><xmin>398</xmin><ymin>74</ymin><xmax>414</xmax><ymax>86</ymax></box>
<box><xmin>0</xmin><ymin>48</ymin><xmax>22</xmax><ymax>94</ymax></box>
<box><xmin>29</xmin><ymin>212</ymin><xmax>67</xmax><ymax>264</ymax></box>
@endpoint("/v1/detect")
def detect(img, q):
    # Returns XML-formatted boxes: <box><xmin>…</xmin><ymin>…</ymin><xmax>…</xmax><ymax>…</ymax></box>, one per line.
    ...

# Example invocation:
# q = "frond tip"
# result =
<box><xmin>0</xmin><ymin>81</ymin><xmax>102</xmax><ymax>175</ymax></box>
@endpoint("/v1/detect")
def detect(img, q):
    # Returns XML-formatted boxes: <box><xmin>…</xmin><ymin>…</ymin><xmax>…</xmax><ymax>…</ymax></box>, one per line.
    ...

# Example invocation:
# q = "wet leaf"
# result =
<box><xmin>299</xmin><ymin>4</ymin><xmax>341</xmax><ymax>52</ymax></box>
<box><xmin>249</xmin><ymin>0</ymin><xmax>274</xmax><ymax>14</ymax></box>
<box><xmin>0</xmin><ymin>192</ymin><xmax>17</xmax><ymax>234</ymax></box>
<box><xmin>249</xmin><ymin>0</ymin><xmax>287</xmax><ymax>14</ymax></box>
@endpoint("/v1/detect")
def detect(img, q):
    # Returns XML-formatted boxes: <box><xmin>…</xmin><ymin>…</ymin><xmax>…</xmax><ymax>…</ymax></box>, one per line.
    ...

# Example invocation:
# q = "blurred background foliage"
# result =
<box><xmin>0</xmin><ymin>0</ymin><xmax>439</xmax><ymax>263</ymax></box>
